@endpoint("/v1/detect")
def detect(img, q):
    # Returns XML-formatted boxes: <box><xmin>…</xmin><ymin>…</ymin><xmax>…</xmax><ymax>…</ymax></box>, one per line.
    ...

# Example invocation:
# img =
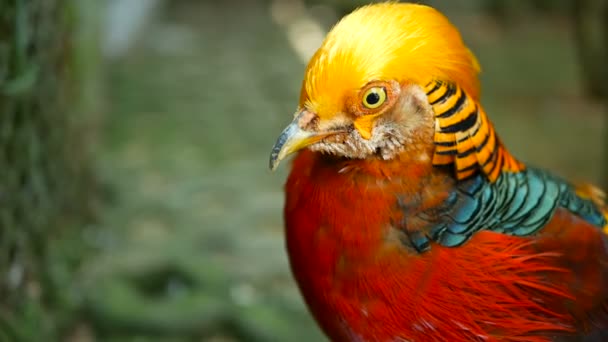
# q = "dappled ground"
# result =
<box><xmin>82</xmin><ymin>1</ymin><xmax>322</xmax><ymax>341</ymax></box>
<box><xmin>78</xmin><ymin>0</ymin><xmax>605</xmax><ymax>341</ymax></box>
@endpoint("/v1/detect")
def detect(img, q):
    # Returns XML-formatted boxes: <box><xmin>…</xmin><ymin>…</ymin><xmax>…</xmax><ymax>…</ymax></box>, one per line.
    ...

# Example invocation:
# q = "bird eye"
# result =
<box><xmin>362</xmin><ymin>87</ymin><xmax>387</xmax><ymax>109</ymax></box>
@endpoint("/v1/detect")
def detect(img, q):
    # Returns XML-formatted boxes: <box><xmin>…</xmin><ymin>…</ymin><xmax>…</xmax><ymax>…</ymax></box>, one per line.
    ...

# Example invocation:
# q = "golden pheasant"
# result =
<box><xmin>269</xmin><ymin>3</ymin><xmax>608</xmax><ymax>341</ymax></box>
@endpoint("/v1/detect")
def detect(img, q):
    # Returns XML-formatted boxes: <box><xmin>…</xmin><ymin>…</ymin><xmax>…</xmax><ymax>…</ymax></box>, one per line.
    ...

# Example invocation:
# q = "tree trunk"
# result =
<box><xmin>0</xmin><ymin>0</ymin><xmax>100</xmax><ymax>340</ymax></box>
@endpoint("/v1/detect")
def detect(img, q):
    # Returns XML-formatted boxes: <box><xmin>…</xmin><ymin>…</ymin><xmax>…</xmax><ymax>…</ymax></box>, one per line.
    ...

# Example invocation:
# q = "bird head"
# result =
<box><xmin>269</xmin><ymin>3</ymin><xmax>481</xmax><ymax>171</ymax></box>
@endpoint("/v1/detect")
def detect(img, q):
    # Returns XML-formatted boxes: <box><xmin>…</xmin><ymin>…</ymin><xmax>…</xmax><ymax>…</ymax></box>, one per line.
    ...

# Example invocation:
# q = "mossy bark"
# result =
<box><xmin>0</xmin><ymin>0</ymin><xmax>100</xmax><ymax>339</ymax></box>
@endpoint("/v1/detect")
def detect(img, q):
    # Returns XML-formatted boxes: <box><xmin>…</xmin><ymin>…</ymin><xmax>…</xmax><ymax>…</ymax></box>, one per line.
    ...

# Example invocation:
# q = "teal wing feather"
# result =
<box><xmin>403</xmin><ymin>167</ymin><xmax>607</xmax><ymax>250</ymax></box>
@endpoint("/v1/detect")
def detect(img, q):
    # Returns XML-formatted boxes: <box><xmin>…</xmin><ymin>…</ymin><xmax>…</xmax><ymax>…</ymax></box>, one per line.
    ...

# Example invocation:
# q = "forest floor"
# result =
<box><xmin>76</xmin><ymin>1</ymin><xmax>606</xmax><ymax>341</ymax></box>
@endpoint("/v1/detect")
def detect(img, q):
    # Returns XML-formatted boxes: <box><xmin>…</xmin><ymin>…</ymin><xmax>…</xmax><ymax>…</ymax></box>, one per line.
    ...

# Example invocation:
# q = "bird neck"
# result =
<box><xmin>423</xmin><ymin>80</ymin><xmax>525</xmax><ymax>182</ymax></box>
<box><xmin>313</xmin><ymin>145</ymin><xmax>439</xmax><ymax>187</ymax></box>
<box><xmin>287</xmin><ymin>147</ymin><xmax>453</xmax><ymax>211</ymax></box>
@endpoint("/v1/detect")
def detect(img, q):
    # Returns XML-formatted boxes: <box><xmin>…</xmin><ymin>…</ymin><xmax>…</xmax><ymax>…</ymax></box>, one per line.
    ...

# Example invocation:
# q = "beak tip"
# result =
<box><xmin>269</xmin><ymin>145</ymin><xmax>283</xmax><ymax>171</ymax></box>
<box><xmin>268</xmin><ymin>157</ymin><xmax>278</xmax><ymax>172</ymax></box>
<box><xmin>269</xmin><ymin>113</ymin><xmax>319</xmax><ymax>172</ymax></box>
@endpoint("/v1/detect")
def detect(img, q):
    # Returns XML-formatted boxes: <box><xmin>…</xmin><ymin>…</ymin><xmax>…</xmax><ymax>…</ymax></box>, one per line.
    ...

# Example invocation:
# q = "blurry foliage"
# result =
<box><xmin>573</xmin><ymin>0</ymin><xmax>608</xmax><ymax>101</ymax></box>
<box><xmin>480</xmin><ymin>0</ymin><xmax>608</xmax><ymax>103</ymax></box>
<box><xmin>303</xmin><ymin>0</ymin><xmax>381</xmax><ymax>17</ymax></box>
<box><xmin>0</xmin><ymin>0</ymin><xmax>101</xmax><ymax>340</ymax></box>
<box><xmin>482</xmin><ymin>0</ymin><xmax>573</xmax><ymax>19</ymax></box>
<box><xmin>305</xmin><ymin>0</ymin><xmax>575</xmax><ymax>19</ymax></box>
<box><xmin>573</xmin><ymin>0</ymin><xmax>608</xmax><ymax>187</ymax></box>
<box><xmin>81</xmin><ymin>1</ymin><xmax>324</xmax><ymax>340</ymax></box>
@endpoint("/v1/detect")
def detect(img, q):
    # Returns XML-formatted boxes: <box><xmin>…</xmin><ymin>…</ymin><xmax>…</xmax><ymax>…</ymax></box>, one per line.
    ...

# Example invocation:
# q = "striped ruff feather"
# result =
<box><xmin>424</xmin><ymin>80</ymin><xmax>525</xmax><ymax>181</ymax></box>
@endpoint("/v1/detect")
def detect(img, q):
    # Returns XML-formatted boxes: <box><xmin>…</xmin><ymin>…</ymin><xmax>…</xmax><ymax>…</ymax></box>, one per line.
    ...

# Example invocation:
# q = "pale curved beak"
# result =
<box><xmin>269</xmin><ymin>112</ymin><xmax>335</xmax><ymax>171</ymax></box>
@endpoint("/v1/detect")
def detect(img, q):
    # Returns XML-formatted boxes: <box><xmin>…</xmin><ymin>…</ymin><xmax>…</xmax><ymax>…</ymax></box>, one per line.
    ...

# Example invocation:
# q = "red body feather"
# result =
<box><xmin>285</xmin><ymin>150</ymin><xmax>608</xmax><ymax>342</ymax></box>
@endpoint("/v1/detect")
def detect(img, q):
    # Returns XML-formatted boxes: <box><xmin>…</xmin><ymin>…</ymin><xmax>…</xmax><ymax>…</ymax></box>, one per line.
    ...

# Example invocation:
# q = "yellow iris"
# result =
<box><xmin>362</xmin><ymin>87</ymin><xmax>387</xmax><ymax>109</ymax></box>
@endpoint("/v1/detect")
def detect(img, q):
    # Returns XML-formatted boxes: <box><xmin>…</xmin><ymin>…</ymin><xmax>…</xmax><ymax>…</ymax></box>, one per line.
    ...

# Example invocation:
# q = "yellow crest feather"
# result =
<box><xmin>301</xmin><ymin>3</ymin><xmax>481</xmax><ymax>118</ymax></box>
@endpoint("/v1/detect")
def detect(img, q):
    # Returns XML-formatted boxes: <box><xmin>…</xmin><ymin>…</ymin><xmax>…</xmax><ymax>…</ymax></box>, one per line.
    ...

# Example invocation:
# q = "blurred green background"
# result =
<box><xmin>1</xmin><ymin>0</ymin><xmax>607</xmax><ymax>341</ymax></box>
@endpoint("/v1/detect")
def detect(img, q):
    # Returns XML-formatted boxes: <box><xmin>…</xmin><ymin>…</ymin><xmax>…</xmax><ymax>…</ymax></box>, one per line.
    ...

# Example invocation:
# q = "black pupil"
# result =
<box><xmin>366</xmin><ymin>91</ymin><xmax>380</xmax><ymax>105</ymax></box>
